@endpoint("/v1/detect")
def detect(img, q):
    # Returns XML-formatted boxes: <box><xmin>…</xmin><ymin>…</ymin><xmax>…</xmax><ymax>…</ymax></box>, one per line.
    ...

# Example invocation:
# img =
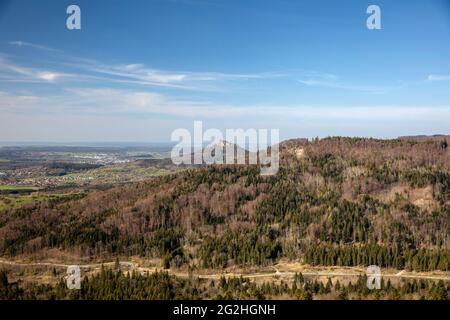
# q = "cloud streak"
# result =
<box><xmin>9</xmin><ymin>40</ymin><xmax>62</xmax><ymax>52</ymax></box>
<box><xmin>2</xmin><ymin>88</ymin><xmax>449</xmax><ymax>122</ymax></box>
<box><xmin>297</xmin><ymin>72</ymin><xmax>395</xmax><ymax>94</ymax></box>
<box><xmin>0</xmin><ymin>56</ymin><xmax>68</xmax><ymax>82</ymax></box>
<box><xmin>7</xmin><ymin>40</ymin><xmax>283</xmax><ymax>90</ymax></box>
<box><xmin>427</xmin><ymin>74</ymin><xmax>450</xmax><ymax>81</ymax></box>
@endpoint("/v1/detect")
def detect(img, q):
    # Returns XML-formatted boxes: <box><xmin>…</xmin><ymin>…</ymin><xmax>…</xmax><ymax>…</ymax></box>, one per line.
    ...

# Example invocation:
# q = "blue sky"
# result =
<box><xmin>0</xmin><ymin>0</ymin><xmax>450</xmax><ymax>142</ymax></box>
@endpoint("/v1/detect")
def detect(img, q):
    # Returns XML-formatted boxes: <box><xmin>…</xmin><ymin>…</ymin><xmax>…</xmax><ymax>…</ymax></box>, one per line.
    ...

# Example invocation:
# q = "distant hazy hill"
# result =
<box><xmin>398</xmin><ymin>135</ymin><xmax>450</xmax><ymax>142</ymax></box>
<box><xmin>189</xmin><ymin>140</ymin><xmax>255</xmax><ymax>165</ymax></box>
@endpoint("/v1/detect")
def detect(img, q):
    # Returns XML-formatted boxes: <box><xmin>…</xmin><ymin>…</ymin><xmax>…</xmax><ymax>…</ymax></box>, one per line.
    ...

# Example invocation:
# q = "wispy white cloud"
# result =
<box><xmin>6</xmin><ymin>40</ymin><xmax>284</xmax><ymax>90</ymax></box>
<box><xmin>67</xmin><ymin>61</ymin><xmax>284</xmax><ymax>90</ymax></box>
<box><xmin>297</xmin><ymin>72</ymin><xmax>393</xmax><ymax>93</ymax></box>
<box><xmin>36</xmin><ymin>71</ymin><xmax>60</xmax><ymax>81</ymax></box>
<box><xmin>7</xmin><ymin>40</ymin><xmax>416</xmax><ymax>95</ymax></box>
<box><xmin>9</xmin><ymin>40</ymin><xmax>61</xmax><ymax>52</ymax></box>
<box><xmin>2</xmin><ymin>88</ymin><xmax>449</xmax><ymax>123</ymax></box>
<box><xmin>0</xmin><ymin>56</ymin><xmax>67</xmax><ymax>82</ymax></box>
<box><xmin>427</xmin><ymin>74</ymin><xmax>450</xmax><ymax>81</ymax></box>
<box><xmin>0</xmin><ymin>91</ymin><xmax>56</xmax><ymax>113</ymax></box>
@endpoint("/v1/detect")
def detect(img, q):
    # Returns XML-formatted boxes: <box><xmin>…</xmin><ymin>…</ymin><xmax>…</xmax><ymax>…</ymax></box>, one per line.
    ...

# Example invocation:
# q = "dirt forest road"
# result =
<box><xmin>0</xmin><ymin>258</ymin><xmax>449</xmax><ymax>282</ymax></box>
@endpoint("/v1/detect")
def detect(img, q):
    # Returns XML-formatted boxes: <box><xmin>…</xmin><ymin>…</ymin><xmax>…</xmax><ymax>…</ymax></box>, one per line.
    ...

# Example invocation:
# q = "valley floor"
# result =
<box><xmin>1</xmin><ymin>256</ymin><xmax>449</xmax><ymax>284</ymax></box>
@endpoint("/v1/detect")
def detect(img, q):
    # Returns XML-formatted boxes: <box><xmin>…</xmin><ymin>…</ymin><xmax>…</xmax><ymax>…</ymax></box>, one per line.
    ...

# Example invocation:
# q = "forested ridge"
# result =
<box><xmin>0</xmin><ymin>137</ymin><xmax>449</xmax><ymax>272</ymax></box>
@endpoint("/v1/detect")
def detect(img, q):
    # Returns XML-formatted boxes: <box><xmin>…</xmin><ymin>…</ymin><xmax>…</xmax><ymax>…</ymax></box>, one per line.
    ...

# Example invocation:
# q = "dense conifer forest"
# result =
<box><xmin>0</xmin><ymin>268</ymin><xmax>448</xmax><ymax>300</ymax></box>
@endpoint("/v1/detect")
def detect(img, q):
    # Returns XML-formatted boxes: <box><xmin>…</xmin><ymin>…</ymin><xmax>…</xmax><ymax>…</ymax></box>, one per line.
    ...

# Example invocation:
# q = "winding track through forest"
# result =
<box><xmin>0</xmin><ymin>258</ymin><xmax>449</xmax><ymax>282</ymax></box>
